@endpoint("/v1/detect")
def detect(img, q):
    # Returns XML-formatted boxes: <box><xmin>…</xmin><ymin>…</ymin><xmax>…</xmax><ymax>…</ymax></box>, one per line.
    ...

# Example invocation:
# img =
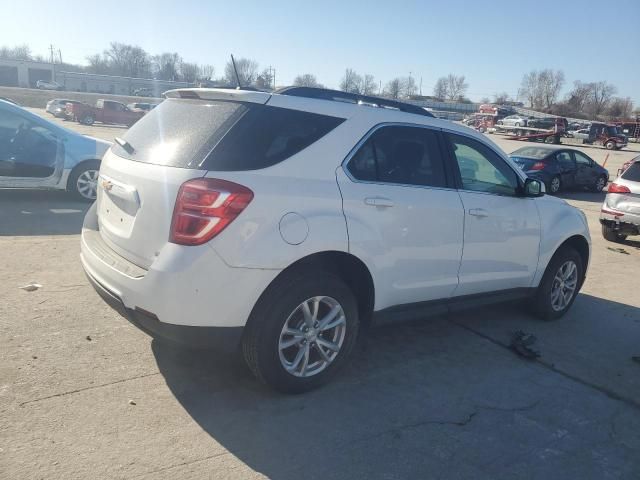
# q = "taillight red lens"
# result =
<box><xmin>170</xmin><ymin>178</ymin><xmax>253</xmax><ymax>246</ymax></box>
<box><xmin>530</xmin><ymin>162</ymin><xmax>546</xmax><ymax>171</ymax></box>
<box><xmin>608</xmin><ymin>183</ymin><xmax>631</xmax><ymax>194</ymax></box>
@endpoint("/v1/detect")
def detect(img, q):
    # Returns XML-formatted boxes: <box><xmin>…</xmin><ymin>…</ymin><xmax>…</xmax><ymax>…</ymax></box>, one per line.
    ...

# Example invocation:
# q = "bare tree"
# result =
<box><xmin>0</xmin><ymin>44</ymin><xmax>32</xmax><ymax>60</ymax></box>
<box><xmin>539</xmin><ymin>69</ymin><xmax>565</xmax><ymax>109</ymax></box>
<box><xmin>400</xmin><ymin>76</ymin><xmax>417</xmax><ymax>98</ymax></box>
<box><xmin>433</xmin><ymin>78</ymin><xmax>448</xmax><ymax>100</ymax></box>
<box><xmin>384</xmin><ymin>78</ymin><xmax>402</xmax><ymax>99</ymax></box>
<box><xmin>444</xmin><ymin>74</ymin><xmax>468</xmax><ymax>101</ymax></box>
<box><xmin>607</xmin><ymin>97</ymin><xmax>634</xmax><ymax>119</ymax></box>
<box><xmin>360</xmin><ymin>74</ymin><xmax>377</xmax><ymax>95</ymax></box>
<box><xmin>198</xmin><ymin>64</ymin><xmax>215</xmax><ymax>81</ymax></box>
<box><xmin>518</xmin><ymin>69</ymin><xmax>564</xmax><ymax>110</ymax></box>
<box><xmin>493</xmin><ymin>92</ymin><xmax>512</xmax><ymax>104</ymax></box>
<box><xmin>480</xmin><ymin>97</ymin><xmax>491</xmax><ymax>104</ymax></box>
<box><xmin>565</xmin><ymin>81</ymin><xmax>592</xmax><ymax>114</ymax></box>
<box><xmin>340</xmin><ymin>68</ymin><xmax>362</xmax><ymax>94</ymax></box>
<box><xmin>152</xmin><ymin>52</ymin><xmax>181</xmax><ymax>81</ymax></box>
<box><xmin>104</xmin><ymin>43</ymin><xmax>151</xmax><ymax>78</ymax></box>
<box><xmin>294</xmin><ymin>73</ymin><xmax>322</xmax><ymax>88</ymax></box>
<box><xmin>86</xmin><ymin>54</ymin><xmax>110</xmax><ymax>75</ymax></box>
<box><xmin>588</xmin><ymin>81</ymin><xmax>617</xmax><ymax>117</ymax></box>
<box><xmin>224</xmin><ymin>57</ymin><xmax>259</xmax><ymax>87</ymax></box>
<box><xmin>255</xmin><ymin>68</ymin><xmax>274</xmax><ymax>90</ymax></box>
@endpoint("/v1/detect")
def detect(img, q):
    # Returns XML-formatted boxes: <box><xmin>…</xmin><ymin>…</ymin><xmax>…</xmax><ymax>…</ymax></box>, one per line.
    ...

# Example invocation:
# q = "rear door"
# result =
<box><xmin>443</xmin><ymin>131</ymin><xmax>541</xmax><ymax>296</ymax></box>
<box><xmin>555</xmin><ymin>150</ymin><xmax>577</xmax><ymax>188</ymax></box>
<box><xmin>337</xmin><ymin>124</ymin><xmax>464</xmax><ymax>310</ymax></box>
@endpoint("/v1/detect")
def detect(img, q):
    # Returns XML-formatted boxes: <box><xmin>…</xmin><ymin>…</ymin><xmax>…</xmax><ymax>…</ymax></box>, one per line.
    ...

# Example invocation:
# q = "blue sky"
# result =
<box><xmin>3</xmin><ymin>0</ymin><xmax>639</xmax><ymax>103</ymax></box>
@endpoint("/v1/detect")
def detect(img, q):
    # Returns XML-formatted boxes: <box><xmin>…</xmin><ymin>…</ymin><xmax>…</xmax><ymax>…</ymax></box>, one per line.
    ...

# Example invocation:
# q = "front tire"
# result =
<box><xmin>532</xmin><ymin>246</ymin><xmax>583</xmax><ymax>320</ymax></box>
<box><xmin>80</xmin><ymin>115</ymin><xmax>95</xmax><ymax>126</ymax></box>
<box><xmin>605</xmin><ymin>141</ymin><xmax>615</xmax><ymax>150</ymax></box>
<box><xmin>592</xmin><ymin>175</ymin><xmax>607</xmax><ymax>192</ymax></box>
<box><xmin>243</xmin><ymin>270</ymin><xmax>359</xmax><ymax>393</ymax></box>
<box><xmin>602</xmin><ymin>224</ymin><xmax>627</xmax><ymax>243</ymax></box>
<box><xmin>68</xmin><ymin>160</ymin><xmax>100</xmax><ymax>201</ymax></box>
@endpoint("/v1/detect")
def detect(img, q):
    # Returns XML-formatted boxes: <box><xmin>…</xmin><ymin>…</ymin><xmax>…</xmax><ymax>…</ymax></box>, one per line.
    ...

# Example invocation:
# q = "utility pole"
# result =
<box><xmin>50</xmin><ymin>44</ymin><xmax>56</xmax><ymax>82</ymax></box>
<box><xmin>420</xmin><ymin>77</ymin><xmax>423</xmax><ymax>96</ymax></box>
<box><xmin>58</xmin><ymin>49</ymin><xmax>63</xmax><ymax>64</ymax></box>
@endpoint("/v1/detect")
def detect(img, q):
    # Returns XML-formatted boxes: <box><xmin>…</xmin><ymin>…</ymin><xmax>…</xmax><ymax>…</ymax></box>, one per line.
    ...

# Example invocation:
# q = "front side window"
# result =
<box><xmin>346</xmin><ymin>125</ymin><xmax>447</xmax><ymax>188</ymax></box>
<box><xmin>0</xmin><ymin>110</ymin><xmax>58</xmax><ymax>178</ymax></box>
<box><xmin>446</xmin><ymin>133</ymin><xmax>518</xmax><ymax>196</ymax></box>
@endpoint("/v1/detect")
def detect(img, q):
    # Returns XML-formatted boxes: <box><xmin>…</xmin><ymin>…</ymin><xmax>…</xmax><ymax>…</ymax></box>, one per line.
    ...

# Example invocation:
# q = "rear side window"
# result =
<box><xmin>347</xmin><ymin>126</ymin><xmax>447</xmax><ymax>188</ymax></box>
<box><xmin>204</xmin><ymin>105</ymin><xmax>344</xmax><ymax>171</ymax></box>
<box><xmin>112</xmin><ymin>99</ymin><xmax>344</xmax><ymax>170</ymax></box>
<box><xmin>622</xmin><ymin>162</ymin><xmax>640</xmax><ymax>182</ymax></box>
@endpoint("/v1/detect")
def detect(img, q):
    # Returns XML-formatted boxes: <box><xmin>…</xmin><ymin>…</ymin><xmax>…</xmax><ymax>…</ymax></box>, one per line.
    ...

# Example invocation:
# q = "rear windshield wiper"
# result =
<box><xmin>114</xmin><ymin>137</ymin><xmax>135</xmax><ymax>155</ymax></box>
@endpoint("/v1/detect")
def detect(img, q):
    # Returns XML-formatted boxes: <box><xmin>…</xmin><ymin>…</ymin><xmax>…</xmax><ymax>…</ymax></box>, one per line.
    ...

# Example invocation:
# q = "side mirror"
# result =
<box><xmin>523</xmin><ymin>178</ymin><xmax>544</xmax><ymax>197</ymax></box>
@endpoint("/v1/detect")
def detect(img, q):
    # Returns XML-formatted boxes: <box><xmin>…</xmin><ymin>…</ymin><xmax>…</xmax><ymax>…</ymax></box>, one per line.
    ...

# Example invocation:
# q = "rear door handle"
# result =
<box><xmin>468</xmin><ymin>208</ymin><xmax>489</xmax><ymax>218</ymax></box>
<box><xmin>364</xmin><ymin>197</ymin><xmax>394</xmax><ymax>208</ymax></box>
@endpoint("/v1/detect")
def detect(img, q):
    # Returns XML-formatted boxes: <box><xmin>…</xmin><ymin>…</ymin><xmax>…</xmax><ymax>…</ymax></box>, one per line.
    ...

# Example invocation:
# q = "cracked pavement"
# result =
<box><xmin>1</xmin><ymin>126</ymin><xmax>640</xmax><ymax>479</ymax></box>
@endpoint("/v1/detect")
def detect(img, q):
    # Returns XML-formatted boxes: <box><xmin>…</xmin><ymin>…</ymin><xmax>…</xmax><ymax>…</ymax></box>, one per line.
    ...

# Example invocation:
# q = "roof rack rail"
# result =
<box><xmin>275</xmin><ymin>86</ymin><xmax>434</xmax><ymax>118</ymax></box>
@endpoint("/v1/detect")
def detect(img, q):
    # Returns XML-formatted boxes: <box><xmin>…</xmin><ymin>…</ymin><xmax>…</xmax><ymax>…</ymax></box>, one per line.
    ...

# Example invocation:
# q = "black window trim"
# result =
<box><xmin>341</xmin><ymin>122</ymin><xmax>457</xmax><ymax>191</ymax></box>
<box><xmin>440</xmin><ymin>127</ymin><xmax>528</xmax><ymax>198</ymax></box>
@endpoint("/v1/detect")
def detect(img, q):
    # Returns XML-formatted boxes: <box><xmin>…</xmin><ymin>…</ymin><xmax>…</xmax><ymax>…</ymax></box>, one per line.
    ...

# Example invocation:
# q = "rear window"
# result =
<box><xmin>112</xmin><ymin>98</ymin><xmax>345</xmax><ymax>170</ymax></box>
<box><xmin>510</xmin><ymin>147</ymin><xmax>551</xmax><ymax>159</ymax></box>
<box><xmin>621</xmin><ymin>161</ymin><xmax>640</xmax><ymax>182</ymax></box>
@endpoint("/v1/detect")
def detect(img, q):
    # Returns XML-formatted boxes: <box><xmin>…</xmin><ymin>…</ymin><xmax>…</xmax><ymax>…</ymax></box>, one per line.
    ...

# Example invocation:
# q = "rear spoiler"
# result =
<box><xmin>163</xmin><ymin>88</ymin><xmax>271</xmax><ymax>105</ymax></box>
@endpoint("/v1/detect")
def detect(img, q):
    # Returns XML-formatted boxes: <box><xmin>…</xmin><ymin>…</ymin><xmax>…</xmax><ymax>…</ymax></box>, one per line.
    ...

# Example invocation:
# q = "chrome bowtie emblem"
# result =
<box><xmin>101</xmin><ymin>180</ymin><xmax>113</xmax><ymax>192</ymax></box>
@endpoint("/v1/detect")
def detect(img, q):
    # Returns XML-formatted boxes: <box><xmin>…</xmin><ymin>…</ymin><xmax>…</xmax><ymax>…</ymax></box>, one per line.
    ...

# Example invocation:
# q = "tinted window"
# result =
<box><xmin>112</xmin><ymin>99</ymin><xmax>344</xmax><ymax>170</ymax></box>
<box><xmin>556</xmin><ymin>151</ymin><xmax>574</xmax><ymax>169</ymax></box>
<box><xmin>347</xmin><ymin>126</ymin><xmax>447</xmax><ymax>188</ymax></box>
<box><xmin>511</xmin><ymin>147</ymin><xmax>552</xmax><ymax>159</ymax></box>
<box><xmin>447</xmin><ymin>133</ymin><xmax>518</xmax><ymax>196</ymax></box>
<box><xmin>204</xmin><ymin>105</ymin><xmax>344</xmax><ymax>171</ymax></box>
<box><xmin>621</xmin><ymin>162</ymin><xmax>640</xmax><ymax>182</ymax></box>
<box><xmin>574</xmin><ymin>152</ymin><xmax>592</xmax><ymax>166</ymax></box>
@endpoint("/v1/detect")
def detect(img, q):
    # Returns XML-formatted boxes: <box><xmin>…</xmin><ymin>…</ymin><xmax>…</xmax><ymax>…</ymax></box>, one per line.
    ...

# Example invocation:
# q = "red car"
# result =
<box><xmin>66</xmin><ymin>99</ymin><xmax>144</xmax><ymax>127</ymax></box>
<box><xmin>617</xmin><ymin>154</ymin><xmax>640</xmax><ymax>177</ymax></box>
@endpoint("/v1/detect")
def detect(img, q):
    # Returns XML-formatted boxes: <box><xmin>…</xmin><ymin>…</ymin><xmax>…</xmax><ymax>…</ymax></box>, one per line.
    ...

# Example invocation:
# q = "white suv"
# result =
<box><xmin>81</xmin><ymin>87</ymin><xmax>591</xmax><ymax>393</ymax></box>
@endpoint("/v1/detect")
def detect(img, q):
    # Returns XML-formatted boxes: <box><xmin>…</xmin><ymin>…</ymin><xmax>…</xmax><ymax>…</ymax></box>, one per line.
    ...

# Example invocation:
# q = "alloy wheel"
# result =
<box><xmin>550</xmin><ymin>260</ymin><xmax>578</xmax><ymax>311</ymax></box>
<box><xmin>278</xmin><ymin>296</ymin><xmax>347</xmax><ymax>378</ymax></box>
<box><xmin>76</xmin><ymin>169</ymin><xmax>99</xmax><ymax>200</ymax></box>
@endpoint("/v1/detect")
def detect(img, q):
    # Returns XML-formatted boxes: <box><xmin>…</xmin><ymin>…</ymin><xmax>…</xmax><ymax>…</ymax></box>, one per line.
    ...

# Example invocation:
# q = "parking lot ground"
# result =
<box><xmin>1</xmin><ymin>117</ymin><xmax>640</xmax><ymax>479</ymax></box>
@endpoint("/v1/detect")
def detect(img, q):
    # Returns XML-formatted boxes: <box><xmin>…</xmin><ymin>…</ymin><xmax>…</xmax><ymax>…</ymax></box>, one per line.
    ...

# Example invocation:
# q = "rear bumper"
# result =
<box><xmin>80</xmin><ymin>203</ymin><xmax>280</xmax><ymax>338</ymax></box>
<box><xmin>84</xmin><ymin>269</ymin><xmax>243</xmax><ymax>351</ymax></box>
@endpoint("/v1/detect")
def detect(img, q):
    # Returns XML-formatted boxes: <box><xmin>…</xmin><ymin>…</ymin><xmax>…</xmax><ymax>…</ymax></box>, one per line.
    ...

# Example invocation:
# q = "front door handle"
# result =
<box><xmin>364</xmin><ymin>197</ymin><xmax>394</xmax><ymax>208</ymax></box>
<box><xmin>468</xmin><ymin>208</ymin><xmax>489</xmax><ymax>218</ymax></box>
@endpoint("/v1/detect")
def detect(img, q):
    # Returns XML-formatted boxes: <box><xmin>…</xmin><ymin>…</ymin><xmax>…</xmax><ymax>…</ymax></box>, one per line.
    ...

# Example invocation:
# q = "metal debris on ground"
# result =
<box><xmin>606</xmin><ymin>247</ymin><xmax>630</xmax><ymax>255</ymax></box>
<box><xmin>85</xmin><ymin>335</ymin><xmax>92</xmax><ymax>341</ymax></box>
<box><xmin>128</xmin><ymin>399</ymin><xmax>136</xmax><ymax>406</ymax></box>
<box><xmin>19</xmin><ymin>282</ymin><xmax>42</xmax><ymax>292</ymax></box>
<box><xmin>510</xmin><ymin>330</ymin><xmax>541</xmax><ymax>359</ymax></box>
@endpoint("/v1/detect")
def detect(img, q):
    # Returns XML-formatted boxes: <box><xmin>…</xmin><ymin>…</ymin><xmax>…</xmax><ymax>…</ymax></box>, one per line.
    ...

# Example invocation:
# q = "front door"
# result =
<box><xmin>0</xmin><ymin>107</ymin><xmax>63</xmax><ymax>188</ymax></box>
<box><xmin>337</xmin><ymin>125</ymin><xmax>464</xmax><ymax>311</ymax></box>
<box><xmin>443</xmin><ymin>131</ymin><xmax>541</xmax><ymax>296</ymax></box>
<box><xmin>573</xmin><ymin>151</ymin><xmax>597</xmax><ymax>187</ymax></box>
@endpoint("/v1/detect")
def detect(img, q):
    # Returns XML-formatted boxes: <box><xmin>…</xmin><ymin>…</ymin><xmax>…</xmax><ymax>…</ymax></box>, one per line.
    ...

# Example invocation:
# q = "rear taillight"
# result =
<box><xmin>608</xmin><ymin>183</ymin><xmax>631</xmax><ymax>194</ymax></box>
<box><xmin>530</xmin><ymin>162</ymin><xmax>546</xmax><ymax>171</ymax></box>
<box><xmin>170</xmin><ymin>178</ymin><xmax>253</xmax><ymax>246</ymax></box>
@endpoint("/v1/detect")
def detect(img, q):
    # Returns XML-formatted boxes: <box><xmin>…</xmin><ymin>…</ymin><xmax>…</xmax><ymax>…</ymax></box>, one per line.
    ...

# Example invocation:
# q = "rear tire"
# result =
<box><xmin>547</xmin><ymin>175</ymin><xmax>561</xmax><ymax>194</ymax></box>
<box><xmin>242</xmin><ymin>270</ymin><xmax>359</xmax><ymax>394</ymax></box>
<box><xmin>80</xmin><ymin>115</ymin><xmax>95</xmax><ymax>126</ymax></box>
<box><xmin>67</xmin><ymin>160</ymin><xmax>100</xmax><ymax>201</ymax></box>
<box><xmin>602</xmin><ymin>224</ymin><xmax>627</xmax><ymax>243</ymax></box>
<box><xmin>532</xmin><ymin>246</ymin><xmax>583</xmax><ymax>321</ymax></box>
<box><xmin>605</xmin><ymin>141</ymin><xmax>615</xmax><ymax>150</ymax></box>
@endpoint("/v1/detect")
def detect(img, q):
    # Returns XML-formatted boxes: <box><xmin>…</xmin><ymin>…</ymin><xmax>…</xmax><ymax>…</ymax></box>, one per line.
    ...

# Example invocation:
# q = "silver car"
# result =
<box><xmin>600</xmin><ymin>156</ymin><xmax>640</xmax><ymax>242</ymax></box>
<box><xmin>0</xmin><ymin>99</ymin><xmax>110</xmax><ymax>200</ymax></box>
<box><xmin>498</xmin><ymin>114</ymin><xmax>529</xmax><ymax>127</ymax></box>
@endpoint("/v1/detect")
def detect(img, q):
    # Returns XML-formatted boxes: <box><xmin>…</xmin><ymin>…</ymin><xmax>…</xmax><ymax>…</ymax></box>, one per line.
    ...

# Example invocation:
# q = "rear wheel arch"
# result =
<box><xmin>248</xmin><ymin>251</ymin><xmax>375</xmax><ymax>329</ymax></box>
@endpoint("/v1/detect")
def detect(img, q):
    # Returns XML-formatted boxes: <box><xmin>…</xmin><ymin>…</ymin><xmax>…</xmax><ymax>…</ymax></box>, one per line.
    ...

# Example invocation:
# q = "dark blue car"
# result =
<box><xmin>510</xmin><ymin>146</ymin><xmax>609</xmax><ymax>194</ymax></box>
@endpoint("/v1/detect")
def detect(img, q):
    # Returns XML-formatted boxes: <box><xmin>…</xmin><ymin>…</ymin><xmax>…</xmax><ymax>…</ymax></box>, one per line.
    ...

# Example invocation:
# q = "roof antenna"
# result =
<box><xmin>230</xmin><ymin>54</ymin><xmax>242</xmax><ymax>90</ymax></box>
